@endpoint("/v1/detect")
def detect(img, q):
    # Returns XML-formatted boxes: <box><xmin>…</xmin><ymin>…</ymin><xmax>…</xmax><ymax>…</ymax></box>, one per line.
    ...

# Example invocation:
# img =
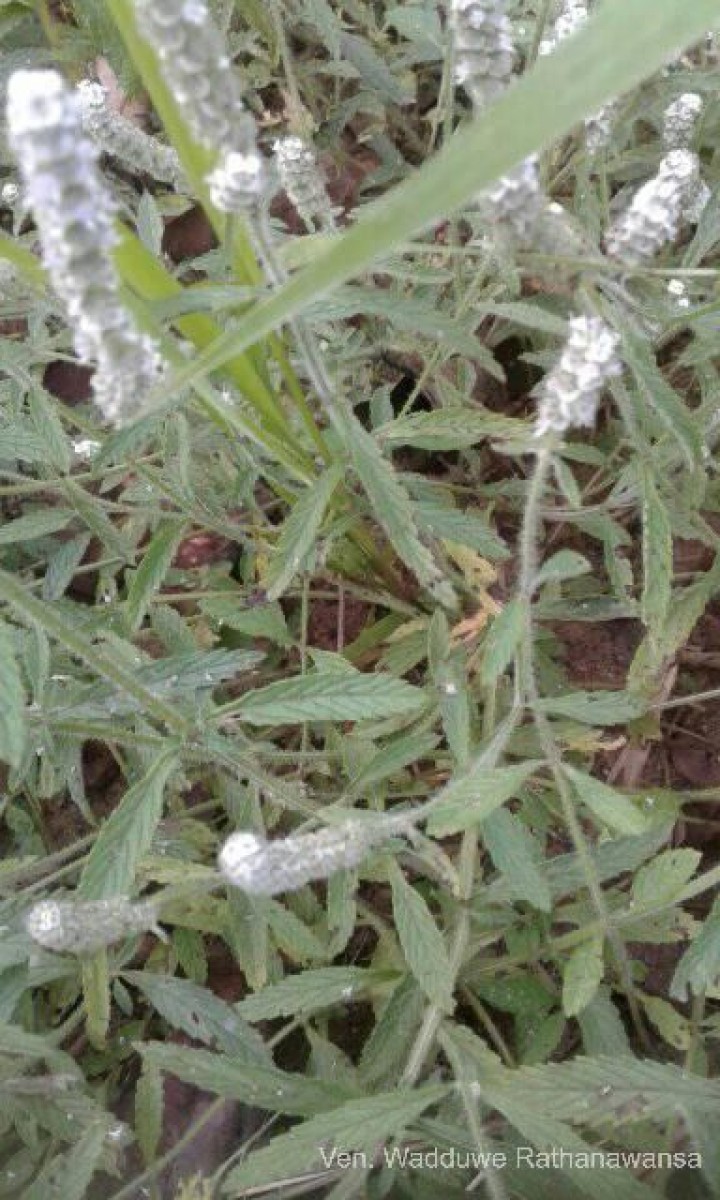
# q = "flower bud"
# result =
<box><xmin>5</xmin><ymin>69</ymin><xmax>165</xmax><ymax>425</ymax></box>
<box><xmin>218</xmin><ymin>813</ymin><xmax>412</xmax><ymax>896</ymax></box>
<box><xmin>479</xmin><ymin>156</ymin><xmax>544</xmax><ymax>246</ymax></box>
<box><xmin>450</xmin><ymin>0</ymin><xmax>515</xmax><ymax>111</ymax></box>
<box><xmin>77</xmin><ymin>80</ymin><xmax>184</xmax><ymax>187</ymax></box>
<box><xmin>25</xmin><ymin>896</ymin><xmax>159</xmax><ymax>956</ymax></box>
<box><xmin>535</xmin><ymin>315</ymin><xmax>622</xmax><ymax>437</ymax></box>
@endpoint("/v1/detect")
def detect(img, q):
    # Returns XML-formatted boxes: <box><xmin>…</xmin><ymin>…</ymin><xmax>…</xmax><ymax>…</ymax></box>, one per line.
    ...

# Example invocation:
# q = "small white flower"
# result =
<box><xmin>6</xmin><ymin>69</ymin><xmax>165</xmax><ymax>425</ymax></box>
<box><xmin>1</xmin><ymin>181</ymin><xmax>20</xmax><ymax>206</ymax></box>
<box><xmin>219</xmin><ymin>813</ymin><xmax>412</xmax><ymax>896</ymax></box>
<box><xmin>535</xmin><ymin>315</ymin><xmax>622</xmax><ymax>437</ymax></box>
<box><xmin>72</xmin><ymin>438</ymin><xmax>102</xmax><ymax>459</ymax></box>
<box><xmin>275</xmin><ymin>135</ymin><xmax>336</xmax><ymax>232</ymax></box>
<box><xmin>605</xmin><ymin>150</ymin><xmax>702</xmax><ymax>264</ymax></box>
<box><xmin>25</xmin><ymin>896</ymin><xmax>160</xmax><ymax>955</ymax></box>
<box><xmin>667</xmin><ymin>278</ymin><xmax>690</xmax><ymax>309</ymax></box>
<box><xmin>663</xmin><ymin>92</ymin><xmax>703</xmax><ymax>150</ymax></box>
<box><xmin>77</xmin><ymin>80</ymin><xmax>183</xmax><ymax>187</ymax></box>
<box><xmin>206</xmin><ymin>150</ymin><xmax>266</xmax><ymax>213</ymax></box>
<box><xmin>450</xmin><ymin>0</ymin><xmax>515</xmax><ymax>111</ymax></box>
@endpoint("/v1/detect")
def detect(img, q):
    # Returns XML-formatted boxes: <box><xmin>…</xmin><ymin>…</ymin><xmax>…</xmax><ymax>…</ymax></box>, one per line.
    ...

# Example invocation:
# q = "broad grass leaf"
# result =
<box><xmin>222</xmin><ymin>1085</ymin><xmax>448</xmax><ymax>1194</ymax></box>
<box><xmin>427</xmin><ymin>761</ymin><xmax>542</xmax><ymax>836</ymax></box>
<box><xmin>232</xmin><ymin>670</ymin><xmax>426</xmax><ymax>725</ymax></box>
<box><xmin>482</xmin><ymin>808</ymin><xmax>551</xmax><ymax>912</ymax></box>
<box><xmin>265</xmin><ymin>465</ymin><xmax>343</xmax><ymax>600</ymax></box>
<box><xmin>78</xmin><ymin>752</ymin><xmax>177</xmax><ymax>899</ymax></box>
<box><xmin>0</xmin><ymin>618</ymin><xmax>26</xmax><ymax>769</ymax></box>
<box><xmin>389</xmin><ymin>863</ymin><xmax>454</xmax><ymax>1012</ymax></box>
<box><xmin>562</xmin><ymin>936</ymin><xmax>604</xmax><ymax>1017</ymax></box>
<box><xmin>564</xmin><ymin>766</ymin><xmax>653</xmax><ymax>836</ymax></box>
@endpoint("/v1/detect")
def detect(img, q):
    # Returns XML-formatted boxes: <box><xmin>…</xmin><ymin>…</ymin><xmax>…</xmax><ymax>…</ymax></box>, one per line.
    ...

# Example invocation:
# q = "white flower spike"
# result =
<box><xmin>275</xmin><ymin>135</ymin><xmax>336</xmax><ymax>232</ymax></box>
<box><xmin>6</xmin><ymin>69</ymin><xmax>165</xmax><ymax>425</ymax></box>
<box><xmin>77</xmin><ymin>79</ymin><xmax>184</xmax><ymax>187</ymax></box>
<box><xmin>663</xmin><ymin>93</ymin><xmax>703</xmax><ymax>150</ymax></box>
<box><xmin>219</xmin><ymin>813</ymin><xmax>413</xmax><ymax>896</ymax></box>
<box><xmin>25</xmin><ymin>896</ymin><xmax>160</xmax><ymax>956</ymax></box>
<box><xmin>450</xmin><ymin>0</ymin><xmax>515</xmax><ymax>111</ymax></box>
<box><xmin>605</xmin><ymin>149</ymin><xmax>703</xmax><ymax>264</ymax></box>
<box><xmin>535</xmin><ymin>315</ymin><xmax>622</xmax><ymax>437</ymax></box>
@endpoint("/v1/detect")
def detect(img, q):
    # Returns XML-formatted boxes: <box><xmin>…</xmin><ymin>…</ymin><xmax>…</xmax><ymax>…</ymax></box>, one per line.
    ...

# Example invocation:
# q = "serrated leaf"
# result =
<box><xmin>620</xmin><ymin>328</ymin><xmax>702</xmax><ymax>466</ymax></box>
<box><xmin>389</xmin><ymin>862</ymin><xmax>454</xmax><ymax>1012</ymax></box>
<box><xmin>671</xmin><ymin>896</ymin><xmax>720</xmax><ymax>1000</ymax></box>
<box><xmin>536</xmin><ymin>550</ymin><xmax>592</xmax><ymax>587</ymax></box>
<box><xmin>0</xmin><ymin>508</ymin><xmax>74</xmax><ymax>545</ymax></box>
<box><xmin>232</xmin><ymin>670</ymin><xmax>426</xmax><ymax>725</ymax></box>
<box><xmin>222</xmin><ymin>1085</ymin><xmax>448</xmax><ymax>1194</ymax></box>
<box><xmin>135</xmin><ymin>1060</ymin><xmax>163</xmax><ymax>1168</ymax></box>
<box><xmin>481</xmin><ymin>599</ymin><xmax>524</xmax><ymax>686</ymax></box>
<box><xmin>0</xmin><ymin>618</ymin><xmax>26</xmax><ymax>769</ymax></box>
<box><xmin>562</xmin><ymin>936</ymin><xmax>604</xmax><ymax>1017</ymax></box>
<box><xmin>537</xmin><ymin>690</ymin><xmax>645</xmax><ymax>725</ymax></box>
<box><xmin>125</xmin><ymin>518</ymin><xmax>185</xmax><ymax>632</ymax></box>
<box><xmin>564</xmin><ymin>766</ymin><xmax>652</xmax><ymax>836</ymax></box>
<box><xmin>265</xmin><ymin>466</ymin><xmax>343</xmax><ymax>600</ymax></box>
<box><xmin>578</xmin><ymin>988</ymin><xmax>631</xmax><ymax>1057</ymax></box>
<box><xmin>427</xmin><ymin>761</ymin><xmax>542</xmax><ymax>836</ymax></box>
<box><xmin>140</xmin><ymin>1041</ymin><xmax>358</xmax><ymax>1116</ymax></box>
<box><xmin>62</xmin><ymin>479</ymin><xmax>134</xmax><ymax>561</ymax></box>
<box><xmin>238</xmin><ymin>967</ymin><xmax>395</xmax><ymax>1021</ymax></box>
<box><xmin>631</xmin><ymin>848</ymin><xmax>701</xmax><ymax>909</ymax></box>
<box><xmin>123</xmin><ymin>970</ymin><xmax>269</xmax><ymax>1062</ymax></box>
<box><xmin>378</xmin><ymin>407</ymin><xmax>515</xmax><ymax>451</ymax></box>
<box><xmin>78</xmin><ymin>752</ymin><xmax>176</xmax><ymax>899</ymax></box>
<box><xmin>23</xmin><ymin>1120</ymin><xmax>108</xmax><ymax>1200</ymax></box>
<box><xmin>341</xmin><ymin>414</ymin><xmax>455</xmax><ymax>607</ymax></box>
<box><xmin>482</xmin><ymin>808</ymin><xmax>551</xmax><ymax>912</ymax></box>
<box><xmin>358</xmin><ymin>976</ymin><xmax>426</xmax><ymax>1086</ymax></box>
<box><xmin>639</xmin><ymin>468</ymin><xmax>672</xmax><ymax>642</ymax></box>
<box><xmin>413</xmin><ymin>499</ymin><xmax>510</xmax><ymax>559</ymax></box>
<box><xmin>640</xmin><ymin>993</ymin><xmax>691</xmax><ymax>1051</ymax></box>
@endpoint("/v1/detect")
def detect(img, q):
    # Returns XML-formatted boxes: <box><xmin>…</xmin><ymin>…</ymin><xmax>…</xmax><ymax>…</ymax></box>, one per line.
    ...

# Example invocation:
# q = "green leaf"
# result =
<box><xmin>378</xmin><ymin>407</ymin><xmax>515</xmax><ymax>451</ymax></box>
<box><xmin>639</xmin><ymin>468</ymin><xmax>672</xmax><ymax>643</ymax></box>
<box><xmin>23</xmin><ymin>1121</ymin><xmax>108</xmax><ymax>1200</ymax></box>
<box><xmin>232</xmin><ymin>670</ymin><xmax>426</xmax><ymax>725</ymax></box>
<box><xmin>427</xmin><ymin>761</ymin><xmax>542</xmax><ymax>836</ymax></box>
<box><xmin>0</xmin><ymin>618</ymin><xmax>26</xmax><ymax>769</ymax></box>
<box><xmin>562</xmin><ymin>936</ymin><xmax>604</xmax><ymax>1017</ymax></box>
<box><xmin>631</xmin><ymin>848</ymin><xmax>701</xmax><ymax>909</ymax></box>
<box><xmin>671</xmin><ymin>896</ymin><xmax>720</xmax><ymax>1000</ymax></box>
<box><xmin>140</xmin><ymin>1041</ymin><xmax>358</xmax><ymax>1116</ymax></box>
<box><xmin>342</xmin><ymin>415</ymin><xmax>455</xmax><ymax>607</ymax></box>
<box><xmin>481</xmin><ymin>599</ymin><xmax>525</xmax><ymax>686</ymax></box>
<box><xmin>389</xmin><ymin>862</ymin><xmax>454</xmax><ymax>1012</ymax></box>
<box><xmin>125</xmin><ymin>518</ymin><xmax>185</xmax><ymax>632</ymax></box>
<box><xmin>78</xmin><ymin>752</ymin><xmax>177</xmax><ymax>899</ymax></box>
<box><xmin>123</xmin><ymin>970</ymin><xmax>269</xmax><ymax>1062</ymax></box>
<box><xmin>135</xmin><ymin>1060</ymin><xmax>163</xmax><ymax>1169</ymax></box>
<box><xmin>237</xmin><ymin>967</ymin><xmax>395</xmax><ymax>1021</ymax></box>
<box><xmin>482</xmin><ymin>808</ymin><xmax>551</xmax><ymax>912</ymax></box>
<box><xmin>413</xmin><ymin>499</ymin><xmax>510</xmax><ymax>560</ymax></box>
<box><xmin>564</xmin><ymin>766</ymin><xmax>652</xmax><ymax>836</ymax></box>
<box><xmin>0</xmin><ymin>508</ymin><xmax>74</xmax><ymax>545</ymax></box>
<box><xmin>640</xmin><ymin>994</ymin><xmax>691</xmax><ymax>1051</ymax></box>
<box><xmin>265</xmin><ymin>465</ymin><xmax>343</xmax><ymax>600</ymax></box>
<box><xmin>537</xmin><ymin>690</ymin><xmax>645</xmax><ymax>725</ymax></box>
<box><xmin>536</xmin><ymin>550</ymin><xmax>592</xmax><ymax>588</ymax></box>
<box><xmin>222</xmin><ymin>1085</ymin><xmax>448</xmax><ymax>1194</ymax></box>
<box><xmin>620</xmin><ymin>328</ymin><xmax>702</xmax><ymax>466</ymax></box>
<box><xmin>578</xmin><ymin>988</ymin><xmax>631</xmax><ymax>1057</ymax></box>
